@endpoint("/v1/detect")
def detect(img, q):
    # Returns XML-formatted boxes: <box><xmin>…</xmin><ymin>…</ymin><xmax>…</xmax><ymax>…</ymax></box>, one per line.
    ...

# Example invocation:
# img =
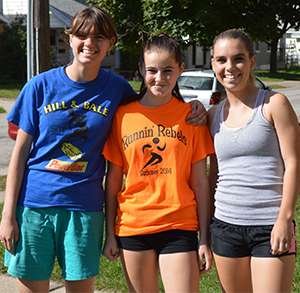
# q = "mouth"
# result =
<box><xmin>224</xmin><ymin>74</ymin><xmax>241</xmax><ymax>81</ymax></box>
<box><xmin>81</xmin><ymin>49</ymin><xmax>97</xmax><ymax>55</ymax></box>
<box><xmin>152</xmin><ymin>83</ymin><xmax>166</xmax><ymax>89</ymax></box>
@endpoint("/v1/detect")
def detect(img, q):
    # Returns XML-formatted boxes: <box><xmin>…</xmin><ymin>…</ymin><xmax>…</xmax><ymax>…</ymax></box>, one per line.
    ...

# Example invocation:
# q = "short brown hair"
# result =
<box><xmin>65</xmin><ymin>6</ymin><xmax>117</xmax><ymax>44</ymax></box>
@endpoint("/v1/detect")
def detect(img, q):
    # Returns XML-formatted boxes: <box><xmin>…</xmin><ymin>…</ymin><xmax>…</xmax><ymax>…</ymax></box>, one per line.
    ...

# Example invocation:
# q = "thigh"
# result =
<box><xmin>56</xmin><ymin>210</ymin><xmax>104</xmax><ymax>281</ymax></box>
<box><xmin>120</xmin><ymin>248</ymin><xmax>159</xmax><ymax>293</ymax></box>
<box><xmin>213</xmin><ymin>254</ymin><xmax>252</xmax><ymax>293</ymax></box>
<box><xmin>251</xmin><ymin>255</ymin><xmax>295</xmax><ymax>293</ymax></box>
<box><xmin>6</xmin><ymin>207</ymin><xmax>56</xmax><ymax>281</ymax></box>
<box><xmin>159</xmin><ymin>251</ymin><xmax>199</xmax><ymax>293</ymax></box>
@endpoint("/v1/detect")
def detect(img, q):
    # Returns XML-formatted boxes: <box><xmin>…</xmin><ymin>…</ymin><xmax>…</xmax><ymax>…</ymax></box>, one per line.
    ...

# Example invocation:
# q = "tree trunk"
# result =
<box><xmin>270</xmin><ymin>39</ymin><xmax>279</xmax><ymax>74</ymax></box>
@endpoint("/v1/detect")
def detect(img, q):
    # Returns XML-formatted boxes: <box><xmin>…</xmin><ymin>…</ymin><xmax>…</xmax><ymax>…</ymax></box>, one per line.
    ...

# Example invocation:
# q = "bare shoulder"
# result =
<box><xmin>264</xmin><ymin>90</ymin><xmax>297</xmax><ymax>127</ymax></box>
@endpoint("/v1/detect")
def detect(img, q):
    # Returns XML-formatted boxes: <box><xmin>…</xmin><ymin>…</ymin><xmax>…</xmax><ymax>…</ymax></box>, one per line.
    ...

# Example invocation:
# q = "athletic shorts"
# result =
<box><xmin>116</xmin><ymin>229</ymin><xmax>198</xmax><ymax>254</ymax></box>
<box><xmin>210</xmin><ymin>217</ymin><xmax>296</xmax><ymax>258</ymax></box>
<box><xmin>5</xmin><ymin>206</ymin><xmax>104</xmax><ymax>281</ymax></box>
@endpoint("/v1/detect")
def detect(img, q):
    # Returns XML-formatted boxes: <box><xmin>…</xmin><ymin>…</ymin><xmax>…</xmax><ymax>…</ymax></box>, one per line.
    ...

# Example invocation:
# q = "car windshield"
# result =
<box><xmin>178</xmin><ymin>76</ymin><xmax>213</xmax><ymax>90</ymax></box>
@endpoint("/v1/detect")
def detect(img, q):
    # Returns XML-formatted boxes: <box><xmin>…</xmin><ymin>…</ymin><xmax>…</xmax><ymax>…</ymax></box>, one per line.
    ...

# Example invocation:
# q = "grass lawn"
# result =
<box><xmin>0</xmin><ymin>83</ymin><xmax>24</xmax><ymax>99</ymax></box>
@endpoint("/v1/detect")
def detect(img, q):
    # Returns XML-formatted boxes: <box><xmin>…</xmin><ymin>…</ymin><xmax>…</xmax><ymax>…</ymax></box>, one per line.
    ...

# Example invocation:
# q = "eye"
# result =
<box><xmin>216</xmin><ymin>58</ymin><xmax>226</xmax><ymax>63</ymax></box>
<box><xmin>235</xmin><ymin>56</ymin><xmax>244</xmax><ymax>62</ymax></box>
<box><xmin>95</xmin><ymin>35</ymin><xmax>105</xmax><ymax>41</ymax></box>
<box><xmin>146</xmin><ymin>69</ymin><xmax>157</xmax><ymax>74</ymax></box>
<box><xmin>76</xmin><ymin>34</ymin><xmax>86</xmax><ymax>40</ymax></box>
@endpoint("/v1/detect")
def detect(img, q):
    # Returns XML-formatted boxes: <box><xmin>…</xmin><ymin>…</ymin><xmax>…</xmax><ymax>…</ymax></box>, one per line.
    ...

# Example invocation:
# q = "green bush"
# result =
<box><xmin>0</xmin><ymin>14</ymin><xmax>27</xmax><ymax>84</ymax></box>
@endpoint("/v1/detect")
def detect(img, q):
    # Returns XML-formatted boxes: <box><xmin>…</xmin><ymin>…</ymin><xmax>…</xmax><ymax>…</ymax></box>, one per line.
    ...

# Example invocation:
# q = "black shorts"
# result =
<box><xmin>210</xmin><ymin>217</ymin><xmax>296</xmax><ymax>258</ymax></box>
<box><xmin>116</xmin><ymin>230</ymin><xmax>198</xmax><ymax>255</ymax></box>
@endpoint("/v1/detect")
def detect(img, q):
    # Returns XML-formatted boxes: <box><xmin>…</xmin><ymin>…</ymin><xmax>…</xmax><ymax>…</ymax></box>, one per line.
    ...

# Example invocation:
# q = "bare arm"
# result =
<box><xmin>207</xmin><ymin>106</ymin><xmax>218</xmax><ymax>218</ymax></box>
<box><xmin>265</xmin><ymin>92</ymin><xmax>300</xmax><ymax>255</ymax></box>
<box><xmin>0</xmin><ymin>129</ymin><xmax>33</xmax><ymax>254</ymax></box>
<box><xmin>191</xmin><ymin>158</ymin><xmax>212</xmax><ymax>274</ymax></box>
<box><xmin>102</xmin><ymin>161</ymin><xmax>123</xmax><ymax>261</ymax></box>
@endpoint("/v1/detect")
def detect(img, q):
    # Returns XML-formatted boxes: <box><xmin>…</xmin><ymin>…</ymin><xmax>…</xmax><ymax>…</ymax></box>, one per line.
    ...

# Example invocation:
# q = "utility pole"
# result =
<box><xmin>34</xmin><ymin>0</ymin><xmax>50</xmax><ymax>74</ymax></box>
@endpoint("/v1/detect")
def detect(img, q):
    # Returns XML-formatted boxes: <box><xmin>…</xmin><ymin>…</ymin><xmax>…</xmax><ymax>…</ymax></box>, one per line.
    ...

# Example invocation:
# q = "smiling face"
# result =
<box><xmin>212</xmin><ymin>38</ymin><xmax>256</xmax><ymax>93</ymax></box>
<box><xmin>70</xmin><ymin>25</ymin><xmax>114</xmax><ymax>68</ymax></box>
<box><xmin>140</xmin><ymin>50</ymin><xmax>184</xmax><ymax>107</ymax></box>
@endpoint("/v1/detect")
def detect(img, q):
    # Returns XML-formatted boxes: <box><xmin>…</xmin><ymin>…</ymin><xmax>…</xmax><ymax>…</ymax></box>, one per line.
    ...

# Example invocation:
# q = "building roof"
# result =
<box><xmin>0</xmin><ymin>13</ymin><xmax>9</xmax><ymax>24</ymax></box>
<box><xmin>49</xmin><ymin>0</ymin><xmax>88</xmax><ymax>26</ymax></box>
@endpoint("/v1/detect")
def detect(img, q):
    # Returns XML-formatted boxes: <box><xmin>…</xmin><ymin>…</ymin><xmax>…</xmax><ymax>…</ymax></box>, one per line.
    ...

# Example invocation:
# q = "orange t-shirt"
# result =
<box><xmin>102</xmin><ymin>97</ymin><xmax>214</xmax><ymax>236</ymax></box>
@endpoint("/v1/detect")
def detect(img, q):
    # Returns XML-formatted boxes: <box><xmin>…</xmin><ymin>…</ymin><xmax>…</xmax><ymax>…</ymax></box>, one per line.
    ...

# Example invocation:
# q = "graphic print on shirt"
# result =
<box><xmin>122</xmin><ymin>123</ymin><xmax>188</xmax><ymax>177</ymax></box>
<box><xmin>142</xmin><ymin>137</ymin><xmax>166</xmax><ymax>169</ymax></box>
<box><xmin>45</xmin><ymin>99</ymin><xmax>110</xmax><ymax>173</ymax></box>
<box><xmin>66</xmin><ymin>108</ymin><xmax>89</xmax><ymax>142</ymax></box>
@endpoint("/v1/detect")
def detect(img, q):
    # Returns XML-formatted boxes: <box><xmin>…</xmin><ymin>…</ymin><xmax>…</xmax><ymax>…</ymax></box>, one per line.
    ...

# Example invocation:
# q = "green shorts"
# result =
<box><xmin>5</xmin><ymin>206</ymin><xmax>104</xmax><ymax>281</ymax></box>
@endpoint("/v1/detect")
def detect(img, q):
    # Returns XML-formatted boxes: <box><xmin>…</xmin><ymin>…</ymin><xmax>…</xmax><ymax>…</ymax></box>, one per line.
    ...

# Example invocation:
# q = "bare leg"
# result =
<box><xmin>213</xmin><ymin>254</ymin><xmax>252</xmax><ymax>293</ymax></box>
<box><xmin>64</xmin><ymin>277</ymin><xmax>95</xmax><ymax>293</ymax></box>
<box><xmin>251</xmin><ymin>255</ymin><xmax>295</xmax><ymax>293</ymax></box>
<box><xmin>159</xmin><ymin>251</ymin><xmax>199</xmax><ymax>293</ymax></box>
<box><xmin>17</xmin><ymin>278</ymin><xmax>50</xmax><ymax>293</ymax></box>
<box><xmin>120</xmin><ymin>249</ymin><xmax>160</xmax><ymax>293</ymax></box>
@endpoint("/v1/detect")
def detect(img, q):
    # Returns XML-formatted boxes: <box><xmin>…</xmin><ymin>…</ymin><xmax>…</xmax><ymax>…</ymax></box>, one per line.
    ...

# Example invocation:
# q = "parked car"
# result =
<box><xmin>178</xmin><ymin>69</ymin><xmax>270</xmax><ymax>110</ymax></box>
<box><xmin>8</xmin><ymin>121</ymin><xmax>19</xmax><ymax>140</ymax></box>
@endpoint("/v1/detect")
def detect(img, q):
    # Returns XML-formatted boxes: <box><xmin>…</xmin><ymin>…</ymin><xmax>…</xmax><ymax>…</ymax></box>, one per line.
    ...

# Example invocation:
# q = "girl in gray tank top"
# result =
<box><xmin>207</xmin><ymin>29</ymin><xmax>300</xmax><ymax>293</ymax></box>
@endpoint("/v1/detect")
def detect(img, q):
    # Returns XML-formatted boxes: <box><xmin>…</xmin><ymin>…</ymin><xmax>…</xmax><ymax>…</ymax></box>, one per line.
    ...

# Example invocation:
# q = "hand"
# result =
<box><xmin>270</xmin><ymin>219</ymin><xmax>293</xmax><ymax>255</ymax></box>
<box><xmin>0</xmin><ymin>216</ymin><xmax>19</xmax><ymax>255</ymax></box>
<box><xmin>102</xmin><ymin>235</ymin><xmax>120</xmax><ymax>261</ymax></box>
<box><xmin>198</xmin><ymin>243</ymin><xmax>212</xmax><ymax>274</ymax></box>
<box><xmin>187</xmin><ymin>100</ymin><xmax>207</xmax><ymax>126</ymax></box>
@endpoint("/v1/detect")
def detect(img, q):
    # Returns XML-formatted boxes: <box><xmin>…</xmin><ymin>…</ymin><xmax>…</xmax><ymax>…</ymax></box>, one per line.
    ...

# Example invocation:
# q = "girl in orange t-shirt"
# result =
<box><xmin>102</xmin><ymin>34</ymin><xmax>214</xmax><ymax>292</ymax></box>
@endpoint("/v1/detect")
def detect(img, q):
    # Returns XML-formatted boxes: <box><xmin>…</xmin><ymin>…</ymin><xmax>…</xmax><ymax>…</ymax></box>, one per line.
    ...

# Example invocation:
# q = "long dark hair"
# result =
<box><xmin>122</xmin><ymin>33</ymin><xmax>184</xmax><ymax>105</ymax></box>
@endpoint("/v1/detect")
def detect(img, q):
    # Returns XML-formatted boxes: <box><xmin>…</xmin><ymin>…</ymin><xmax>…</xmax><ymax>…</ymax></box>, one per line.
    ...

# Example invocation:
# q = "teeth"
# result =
<box><xmin>225</xmin><ymin>74</ymin><xmax>238</xmax><ymax>79</ymax></box>
<box><xmin>82</xmin><ymin>49</ymin><xmax>95</xmax><ymax>54</ymax></box>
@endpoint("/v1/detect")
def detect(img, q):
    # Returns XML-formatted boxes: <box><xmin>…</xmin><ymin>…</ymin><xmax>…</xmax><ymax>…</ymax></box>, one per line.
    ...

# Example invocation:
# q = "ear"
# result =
<box><xmin>107</xmin><ymin>37</ymin><xmax>115</xmax><ymax>52</ymax></box>
<box><xmin>250</xmin><ymin>55</ymin><xmax>256</xmax><ymax>69</ymax></box>
<box><xmin>211</xmin><ymin>58</ymin><xmax>215</xmax><ymax>70</ymax></box>
<box><xmin>69</xmin><ymin>35</ymin><xmax>73</xmax><ymax>48</ymax></box>
<box><xmin>178</xmin><ymin>62</ymin><xmax>185</xmax><ymax>76</ymax></box>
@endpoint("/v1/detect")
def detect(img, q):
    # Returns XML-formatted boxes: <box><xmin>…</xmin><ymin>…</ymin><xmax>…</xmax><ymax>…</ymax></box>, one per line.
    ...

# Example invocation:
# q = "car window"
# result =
<box><xmin>178</xmin><ymin>76</ymin><xmax>213</xmax><ymax>90</ymax></box>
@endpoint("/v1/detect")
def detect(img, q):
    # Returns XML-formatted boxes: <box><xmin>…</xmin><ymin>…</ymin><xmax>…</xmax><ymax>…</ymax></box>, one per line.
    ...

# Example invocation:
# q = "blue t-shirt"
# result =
<box><xmin>7</xmin><ymin>66</ymin><xmax>135</xmax><ymax>211</ymax></box>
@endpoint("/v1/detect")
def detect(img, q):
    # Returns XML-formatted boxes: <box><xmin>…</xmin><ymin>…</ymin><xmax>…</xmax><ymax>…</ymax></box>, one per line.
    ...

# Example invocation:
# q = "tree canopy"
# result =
<box><xmin>86</xmin><ymin>0</ymin><xmax>300</xmax><ymax>72</ymax></box>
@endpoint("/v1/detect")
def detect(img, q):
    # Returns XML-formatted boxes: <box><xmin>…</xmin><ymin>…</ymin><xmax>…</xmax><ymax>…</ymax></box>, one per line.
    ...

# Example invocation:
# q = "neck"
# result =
<box><xmin>139</xmin><ymin>92</ymin><xmax>173</xmax><ymax>107</ymax></box>
<box><xmin>65</xmin><ymin>62</ymin><xmax>100</xmax><ymax>82</ymax></box>
<box><xmin>226</xmin><ymin>84</ymin><xmax>259</xmax><ymax>107</ymax></box>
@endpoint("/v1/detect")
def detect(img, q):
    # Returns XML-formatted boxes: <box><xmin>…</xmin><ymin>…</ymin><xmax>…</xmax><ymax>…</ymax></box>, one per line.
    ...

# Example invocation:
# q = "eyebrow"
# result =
<box><xmin>214</xmin><ymin>53</ymin><xmax>246</xmax><ymax>59</ymax></box>
<box><xmin>145</xmin><ymin>65</ymin><xmax>175</xmax><ymax>69</ymax></box>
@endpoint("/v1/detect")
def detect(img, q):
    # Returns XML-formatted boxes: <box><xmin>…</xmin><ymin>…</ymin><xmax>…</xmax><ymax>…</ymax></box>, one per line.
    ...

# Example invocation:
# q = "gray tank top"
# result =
<box><xmin>212</xmin><ymin>89</ymin><xmax>284</xmax><ymax>225</ymax></box>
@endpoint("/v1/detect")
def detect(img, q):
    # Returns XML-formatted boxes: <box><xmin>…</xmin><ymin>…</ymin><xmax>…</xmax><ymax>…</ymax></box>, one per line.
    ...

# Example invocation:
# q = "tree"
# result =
<box><xmin>86</xmin><ymin>0</ymin><xmax>300</xmax><ymax>72</ymax></box>
<box><xmin>0</xmin><ymin>14</ymin><xmax>27</xmax><ymax>83</ymax></box>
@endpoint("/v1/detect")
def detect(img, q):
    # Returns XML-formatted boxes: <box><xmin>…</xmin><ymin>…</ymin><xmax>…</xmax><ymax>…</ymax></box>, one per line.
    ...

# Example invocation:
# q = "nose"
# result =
<box><xmin>84</xmin><ymin>36</ymin><xmax>94</xmax><ymax>45</ymax></box>
<box><xmin>226</xmin><ymin>59</ymin><xmax>236</xmax><ymax>71</ymax></box>
<box><xmin>155</xmin><ymin>70</ymin><xmax>163</xmax><ymax>81</ymax></box>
